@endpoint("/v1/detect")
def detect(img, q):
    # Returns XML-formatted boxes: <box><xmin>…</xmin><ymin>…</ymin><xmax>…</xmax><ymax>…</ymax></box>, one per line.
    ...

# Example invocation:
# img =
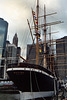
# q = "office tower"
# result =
<box><xmin>26</xmin><ymin>44</ymin><xmax>44</xmax><ymax>66</ymax></box>
<box><xmin>56</xmin><ymin>36</ymin><xmax>67</xmax><ymax>80</ymax></box>
<box><xmin>6</xmin><ymin>41</ymin><xmax>21</xmax><ymax>65</ymax></box>
<box><xmin>6</xmin><ymin>43</ymin><xmax>17</xmax><ymax>66</ymax></box>
<box><xmin>0</xmin><ymin>18</ymin><xmax>8</xmax><ymax>78</ymax></box>
<box><xmin>12</xmin><ymin>33</ymin><xmax>18</xmax><ymax>47</ymax></box>
<box><xmin>16</xmin><ymin>47</ymin><xmax>21</xmax><ymax>63</ymax></box>
<box><xmin>26</xmin><ymin>43</ymin><xmax>55</xmax><ymax>71</ymax></box>
<box><xmin>0</xmin><ymin>18</ymin><xmax>8</xmax><ymax>57</ymax></box>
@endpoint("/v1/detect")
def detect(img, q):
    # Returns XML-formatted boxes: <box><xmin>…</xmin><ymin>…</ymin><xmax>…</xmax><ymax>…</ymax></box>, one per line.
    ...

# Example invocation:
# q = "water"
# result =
<box><xmin>0</xmin><ymin>93</ymin><xmax>20</xmax><ymax>100</ymax></box>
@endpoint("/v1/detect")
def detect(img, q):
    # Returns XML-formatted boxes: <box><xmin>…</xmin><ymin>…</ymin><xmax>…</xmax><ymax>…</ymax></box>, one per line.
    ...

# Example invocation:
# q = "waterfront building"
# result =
<box><xmin>56</xmin><ymin>36</ymin><xmax>67</xmax><ymax>81</ymax></box>
<box><xmin>0</xmin><ymin>18</ymin><xmax>8</xmax><ymax>78</ymax></box>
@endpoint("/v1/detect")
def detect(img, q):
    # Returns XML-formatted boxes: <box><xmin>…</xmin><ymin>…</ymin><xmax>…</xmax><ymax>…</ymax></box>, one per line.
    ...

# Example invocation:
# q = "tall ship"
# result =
<box><xmin>6</xmin><ymin>0</ymin><xmax>58</xmax><ymax>99</ymax></box>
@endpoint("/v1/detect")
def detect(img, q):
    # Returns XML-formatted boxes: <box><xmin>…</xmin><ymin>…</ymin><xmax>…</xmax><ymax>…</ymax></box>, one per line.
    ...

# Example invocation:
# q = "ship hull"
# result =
<box><xmin>7</xmin><ymin>63</ymin><xmax>56</xmax><ymax>98</ymax></box>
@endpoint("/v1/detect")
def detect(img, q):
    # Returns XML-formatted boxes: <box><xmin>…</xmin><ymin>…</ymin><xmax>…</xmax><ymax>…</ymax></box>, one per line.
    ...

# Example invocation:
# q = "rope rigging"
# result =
<box><xmin>34</xmin><ymin>72</ymin><xmax>47</xmax><ymax>100</ymax></box>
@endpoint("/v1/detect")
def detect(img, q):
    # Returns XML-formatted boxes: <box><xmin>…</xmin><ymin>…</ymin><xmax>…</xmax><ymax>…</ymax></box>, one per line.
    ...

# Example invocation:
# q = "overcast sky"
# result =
<box><xmin>0</xmin><ymin>0</ymin><xmax>67</xmax><ymax>52</ymax></box>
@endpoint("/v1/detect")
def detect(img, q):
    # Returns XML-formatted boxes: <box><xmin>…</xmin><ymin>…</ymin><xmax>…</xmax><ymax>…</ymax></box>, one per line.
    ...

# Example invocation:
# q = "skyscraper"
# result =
<box><xmin>16</xmin><ymin>47</ymin><xmax>21</xmax><ymax>63</ymax></box>
<box><xmin>12</xmin><ymin>33</ymin><xmax>21</xmax><ymax>63</ymax></box>
<box><xmin>12</xmin><ymin>33</ymin><xmax>18</xmax><ymax>47</ymax></box>
<box><xmin>6</xmin><ymin>40</ymin><xmax>21</xmax><ymax>66</ymax></box>
<box><xmin>0</xmin><ymin>18</ymin><xmax>8</xmax><ymax>78</ymax></box>
<box><xmin>0</xmin><ymin>18</ymin><xmax>8</xmax><ymax>57</ymax></box>
<box><xmin>6</xmin><ymin>43</ymin><xmax>17</xmax><ymax>65</ymax></box>
<box><xmin>56</xmin><ymin>36</ymin><xmax>67</xmax><ymax>80</ymax></box>
<box><xmin>26</xmin><ymin>44</ymin><xmax>44</xmax><ymax>66</ymax></box>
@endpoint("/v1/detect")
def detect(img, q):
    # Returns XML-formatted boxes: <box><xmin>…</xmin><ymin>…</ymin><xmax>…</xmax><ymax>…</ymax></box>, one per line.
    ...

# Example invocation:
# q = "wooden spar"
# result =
<box><xmin>47</xmin><ymin>37</ymin><xmax>67</xmax><ymax>43</ymax></box>
<box><xmin>32</xmin><ymin>21</ymin><xmax>63</xmax><ymax>29</ymax></box>
<box><xmin>17</xmin><ymin>54</ymin><xmax>27</xmax><ymax>62</ymax></box>
<box><xmin>55</xmin><ymin>69</ymin><xmax>67</xmax><ymax>70</ymax></box>
<box><xmin>49</xmin><ymin>41</ymin><xmax>67</xmax><ymax>46</ymax></box>
<box><xmin>27</xmin><ymin>19</ymin><xmax>34</xmax><ymax>44</ymax></box>
<box><xmin>36</xmin><ymin>0</ymin><xmax>39</xmax><ymax>65</ymax></box>
<box><xmin>49</xmin><ymin>26</ymin><xmax>52</xmax><ymax>71</ymax></box>
<box><xmin>46</xmin><ymin>54</ymin><xmax>67</xmax><ymax>58</ymax></box>
<box><xmin>52</xmin><ymin>39</ymin><xmax>54</xmax><ymax>72</ymax></box>
<box><xmin>44</xmin><ymin>5</ymin><xmax>47</xmax><ymax>68</ymax></box>
<box><xmin>38</xmin><ymin>12</ymin><xmax>57</xmax><ymax>18</ymax></box>
<box><xmin>51</xmin><ymin>64</ymin><xmax>67</xmax><ymax>66</ymax></box>
<box><xmin>31</xmin><ymin>0</ymin><xmax>39</xmax><ymax>65</ymax></box>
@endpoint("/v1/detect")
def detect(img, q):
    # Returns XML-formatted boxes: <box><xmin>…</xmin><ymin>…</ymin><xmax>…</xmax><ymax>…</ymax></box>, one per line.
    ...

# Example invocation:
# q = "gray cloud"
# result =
<box><xmin>0</xmin><ymin>0</ymin><xmax>66</xmax><ymax>51</ymax></box>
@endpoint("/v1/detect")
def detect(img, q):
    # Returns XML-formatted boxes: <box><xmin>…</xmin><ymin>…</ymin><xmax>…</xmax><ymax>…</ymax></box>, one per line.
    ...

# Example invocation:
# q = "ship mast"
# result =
<box><xmin>36</xmin><ymin>0</ymin><xmax>39</xmax><ymax>65</ymax></box>
<box><xmin>44</xmin><ymin>5</ymin><xmax>47</xmax><ymax>68</ymax></box>
<box><xmin>36</xmin><ymin>1</ymin><xmax>47</xmax><ymax>66</ymax></box>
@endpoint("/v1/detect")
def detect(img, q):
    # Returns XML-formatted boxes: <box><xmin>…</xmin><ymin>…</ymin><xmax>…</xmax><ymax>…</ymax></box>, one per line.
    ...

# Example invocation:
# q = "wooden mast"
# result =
<box><xmin>27</xmin><ymin>19</ymin><xmax>34</xmax><ymax>44</ymax></box>
<box><xmin>36</xmin><ymin>0</ymin><xmax>39</xmax><ymax>65</ymax></box>
<box><xmin>49</xmin><ymin>26</ymin><xmax>52</xmax><ymax>71</ymax></box>
<box><xmin>44</xmin><ymin>5</ymin><xmax>47</xmax><ymax>68</ymax></box>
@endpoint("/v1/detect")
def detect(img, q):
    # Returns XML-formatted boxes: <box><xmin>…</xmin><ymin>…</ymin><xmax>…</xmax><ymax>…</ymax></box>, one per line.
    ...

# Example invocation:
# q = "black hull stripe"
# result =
<box><xmin>7</xmin><ymin>68</ymin><xmax>54</xmax><ymax>79</ymax></box>
<box><xmin>8</xmin><ymin>63</ymin><xmax>54</xmax><ymax>76</ymax></box>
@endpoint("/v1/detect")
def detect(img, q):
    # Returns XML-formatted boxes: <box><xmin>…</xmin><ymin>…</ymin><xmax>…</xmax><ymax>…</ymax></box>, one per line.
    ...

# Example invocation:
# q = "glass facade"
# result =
<box><xmin>6</xmin><ymin>44</ymin><xmax>17</xmax><ymax>65</ymax></box>
<box><xmin>0</xmin><ymin>18</ymin><xmax>8</xmax><ymax>57</ymax></box>
<box><xmin>0</xmin><ymin>18</ymin><xmax>8</xmax><ymax>78</ymax></box>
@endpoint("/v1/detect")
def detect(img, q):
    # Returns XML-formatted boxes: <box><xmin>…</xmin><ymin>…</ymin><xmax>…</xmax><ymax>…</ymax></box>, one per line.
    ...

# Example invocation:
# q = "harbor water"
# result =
<box><xmin>0</xmin><ymin>93</ymin><xmax>20</xmax><ymax>100</ymax></box>
<box><xmin>0</xmin><ymin>92</ymin><xmax>67</xmax><ymax>100</ymax></box>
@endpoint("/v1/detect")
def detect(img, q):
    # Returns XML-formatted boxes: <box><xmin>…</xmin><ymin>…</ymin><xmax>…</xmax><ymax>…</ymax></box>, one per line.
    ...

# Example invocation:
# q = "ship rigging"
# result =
<box><xmin>6</xmin><ymin>0</ymin><xmax>63</xmax><ymax>99</ymax></box>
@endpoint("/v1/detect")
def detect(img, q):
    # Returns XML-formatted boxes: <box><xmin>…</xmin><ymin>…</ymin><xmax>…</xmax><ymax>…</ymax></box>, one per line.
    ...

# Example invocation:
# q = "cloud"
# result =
<box><xmin>0</xmin><ymin>0</ymin><xmax>34</xmax><ymax>45</ymax></box>
<box><xmin>0</xmin><ymin>0</ymin><xmax>66</xmax><ymax>55</ymax></box>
